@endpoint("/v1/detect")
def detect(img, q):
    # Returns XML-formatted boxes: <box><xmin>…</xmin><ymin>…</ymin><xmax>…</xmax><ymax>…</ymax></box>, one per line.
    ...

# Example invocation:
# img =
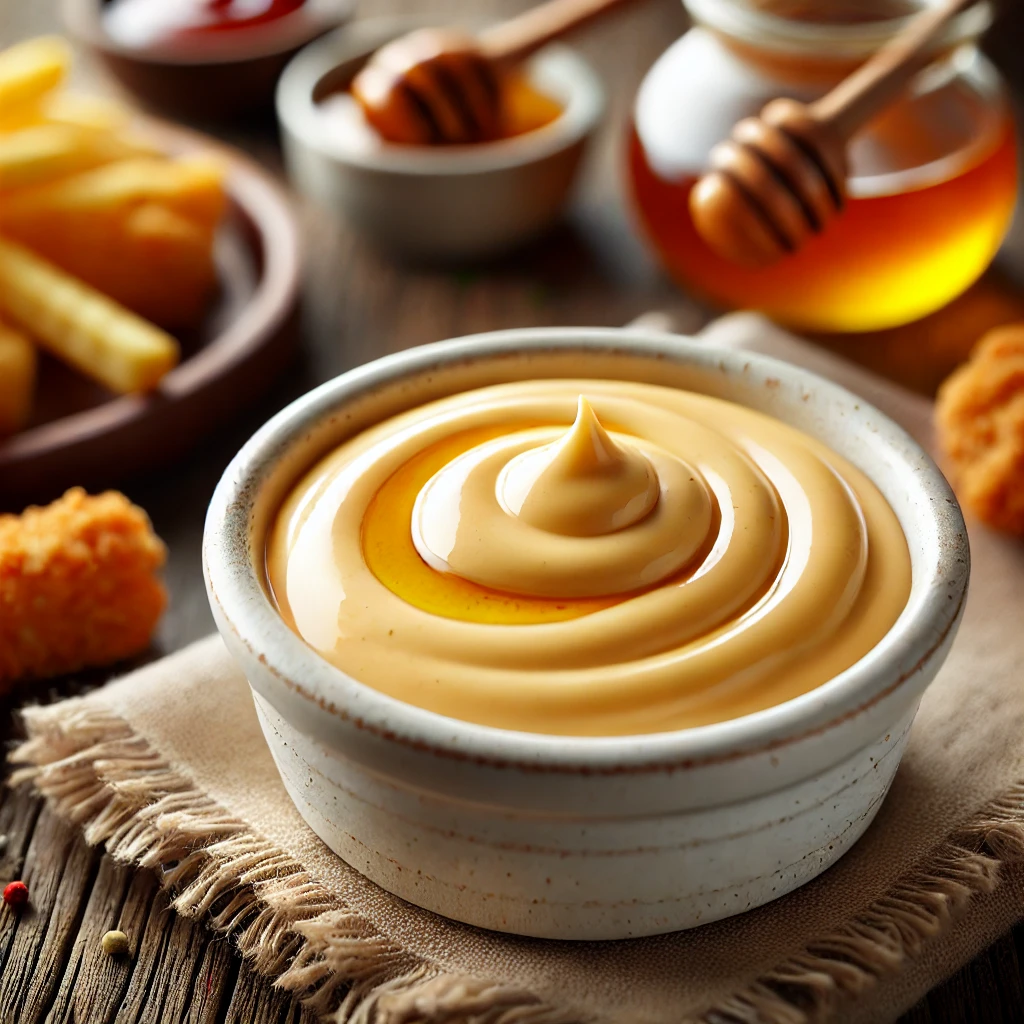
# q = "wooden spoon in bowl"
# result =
<box><xmin>690</xmin><ymin>0</ymin><xmax>979</xmax><ymax>268</ymax></box>
<box><xmin>351</xmin><ymin>0</ymin><xmax>636</xmax><ymax>145</ymax></box>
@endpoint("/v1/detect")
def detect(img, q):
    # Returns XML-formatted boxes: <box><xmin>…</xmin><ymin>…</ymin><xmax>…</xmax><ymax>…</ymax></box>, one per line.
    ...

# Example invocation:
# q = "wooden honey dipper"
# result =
<box><xmin>690</xmin><ymin>0</ymin><xmax>979</xmax><ymax>268</ymax></box>
<box><xmin>350</xmin><ymin>0</ymin><xmax>637</xmax><ymax>146</ymax></box>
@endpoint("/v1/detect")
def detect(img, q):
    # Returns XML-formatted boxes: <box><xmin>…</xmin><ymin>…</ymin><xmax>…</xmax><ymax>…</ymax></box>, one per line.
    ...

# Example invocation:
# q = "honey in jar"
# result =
<box><xmin>629</xmin><ymin>0</ymin><xmax>1018</xmax><ymax>332</ymax></box>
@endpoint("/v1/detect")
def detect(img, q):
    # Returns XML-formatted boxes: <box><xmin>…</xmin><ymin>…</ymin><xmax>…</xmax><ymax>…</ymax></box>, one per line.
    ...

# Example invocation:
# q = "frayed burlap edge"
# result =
<box><xmin>10</xmin><ymin>698</ymin><xmax>1024</xmax><ymax>1024</ymax></box>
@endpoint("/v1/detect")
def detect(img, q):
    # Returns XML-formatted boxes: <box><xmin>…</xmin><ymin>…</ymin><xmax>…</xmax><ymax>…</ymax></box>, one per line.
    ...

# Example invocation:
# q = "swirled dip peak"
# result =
<box><xmin>500</xmin><ymin>395</ymin><xmax>660</xmax><ymax>535</ymax></box>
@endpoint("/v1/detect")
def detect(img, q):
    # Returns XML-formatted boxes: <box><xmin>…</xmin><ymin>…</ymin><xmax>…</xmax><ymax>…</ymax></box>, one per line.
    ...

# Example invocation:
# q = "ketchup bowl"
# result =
<box><xmin>63</xmin><ymin>0</ymin><xmax>354</xmax><ymax>122</ymax></box>
<box><xmin>203</xmin><ymin>327</ymin><xmax>969</xmax><ymax>940</ymax></box>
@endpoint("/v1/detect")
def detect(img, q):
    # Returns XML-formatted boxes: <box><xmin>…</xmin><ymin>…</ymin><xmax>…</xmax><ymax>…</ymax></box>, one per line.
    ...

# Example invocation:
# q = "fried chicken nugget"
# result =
<box><xmin>936</xmin><ymin>325</ymin><xmax>1024</xmax><ymax>535</ymax></box>
<box><xmin>0</xmin><ymin>488</ymin><xmax>167</xmax><ymax>685</ymax></box>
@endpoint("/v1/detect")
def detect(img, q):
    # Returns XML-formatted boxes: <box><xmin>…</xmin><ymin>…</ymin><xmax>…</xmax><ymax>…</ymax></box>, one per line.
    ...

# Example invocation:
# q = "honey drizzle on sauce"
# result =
<box><xmin>362</xmin><ymin>422</ymin><xmax>737</xmax><ymax>624</ymax></box>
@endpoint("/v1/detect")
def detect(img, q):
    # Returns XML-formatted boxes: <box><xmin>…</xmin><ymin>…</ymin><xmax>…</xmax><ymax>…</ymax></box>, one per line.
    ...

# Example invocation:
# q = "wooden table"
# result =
<box><xmin>2</xmin><ymin>1</ymin><xmax>1024</xmax><ymax>1021</ymax></box>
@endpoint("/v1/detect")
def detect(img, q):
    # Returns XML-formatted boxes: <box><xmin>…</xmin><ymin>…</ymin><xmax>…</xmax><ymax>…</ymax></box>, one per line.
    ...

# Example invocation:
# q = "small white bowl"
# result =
<box><xmin>204</xmin><ymin>328</ymin><xmax>969</xmax><ymax>940</ymax></box>
<box><xmin>275</xmin><ymin>18</ymin><xmax>605</xmax><ymax>260</ymax></box>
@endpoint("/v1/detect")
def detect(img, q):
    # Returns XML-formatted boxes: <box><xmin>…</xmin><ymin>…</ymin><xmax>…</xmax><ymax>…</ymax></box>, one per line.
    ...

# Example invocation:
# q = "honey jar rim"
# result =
<box><xmin>683</xmin><ymin>0</ymin><xmax>992</xmax><ymax>61</ymax></box>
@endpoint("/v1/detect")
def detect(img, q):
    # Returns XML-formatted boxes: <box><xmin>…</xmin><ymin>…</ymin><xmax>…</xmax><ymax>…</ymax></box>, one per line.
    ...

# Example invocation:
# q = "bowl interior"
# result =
<box><xmin>205</xmin><ymin>328</ymin><xmax>968</xmax><ymax>767</ymax></box>
<box><xmin>276</xmin><ymin>17</ymin><xmax>606</xmax><ymax>175</ymax></box>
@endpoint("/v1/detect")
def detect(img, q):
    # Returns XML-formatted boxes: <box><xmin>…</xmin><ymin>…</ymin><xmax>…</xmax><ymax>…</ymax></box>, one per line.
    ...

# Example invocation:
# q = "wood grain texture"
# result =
<box><xmin>1</xmin><ymin>0</ymin><xmax>1023</xmax><ymax>1022</ymax></box>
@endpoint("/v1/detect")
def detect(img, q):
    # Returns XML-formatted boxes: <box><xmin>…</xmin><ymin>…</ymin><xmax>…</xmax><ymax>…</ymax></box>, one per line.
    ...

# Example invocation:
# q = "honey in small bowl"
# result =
<box><xmin>629</xmin><ymin>0</ymin><xmax>1019</xmax><ymax>332</ymax></box>
<box><xmin>321</xmin><ymin>72</ymin><xmax>563</xmax><ymax>149</ymax></box>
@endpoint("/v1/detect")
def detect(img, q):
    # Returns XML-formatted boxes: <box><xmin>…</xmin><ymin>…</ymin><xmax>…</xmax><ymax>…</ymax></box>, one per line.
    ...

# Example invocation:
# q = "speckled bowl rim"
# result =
<box><xmin>204</xmin><ymin>327</ymin><xmax>969</xmax><ymax>769</ymax></box>
<box><xmin>684</xmin><ymin>0</ymin><xmax>993</xmax><ymax>59</ymax></box>
<box><xmin>276</xmin><ymin>17</ymin><xmax>606</xmax><ymax>176</ymax></box>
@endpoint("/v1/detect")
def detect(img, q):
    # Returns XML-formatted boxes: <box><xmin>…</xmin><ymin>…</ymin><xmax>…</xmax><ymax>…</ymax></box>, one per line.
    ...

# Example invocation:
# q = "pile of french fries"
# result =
<box><xmin>0</xmin><ymin>37</ymin><xmax>229</xmax><ymax>435</ymax></box>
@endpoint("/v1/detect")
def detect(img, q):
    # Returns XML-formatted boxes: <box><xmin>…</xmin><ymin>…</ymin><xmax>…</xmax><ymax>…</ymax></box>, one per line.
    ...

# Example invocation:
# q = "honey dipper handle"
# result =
<box><xmin>811</xmin><ymin>0</ymin><xmax>978</xmax><ymax>141</ymax></box>
<box><xmin>478</xmin><ymin>0</ymin><xmax>639</xmax><ymax>63</ymax></box>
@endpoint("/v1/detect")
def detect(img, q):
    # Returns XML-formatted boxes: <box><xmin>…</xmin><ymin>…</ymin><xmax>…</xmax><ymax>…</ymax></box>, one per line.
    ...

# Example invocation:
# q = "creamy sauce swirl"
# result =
<box><xmin>267</xmin><ymin>380</ymin><xmax>911</xmax><ymax>736</ymax></box>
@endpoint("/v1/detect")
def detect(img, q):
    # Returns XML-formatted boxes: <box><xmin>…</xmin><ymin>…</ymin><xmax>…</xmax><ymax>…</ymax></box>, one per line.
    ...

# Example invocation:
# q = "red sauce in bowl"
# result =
<box><xmin>103</xmin><ymin>0</ymin><xmax>307</xmax><ymax>49</ymax></box>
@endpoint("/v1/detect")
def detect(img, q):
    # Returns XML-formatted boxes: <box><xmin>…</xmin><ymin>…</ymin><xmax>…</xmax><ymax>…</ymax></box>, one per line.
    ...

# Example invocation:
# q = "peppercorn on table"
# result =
<box><xmin>3</xmin><ymin>1</ymin><xmax>1024</xmax><ymax>1023</ymax></box>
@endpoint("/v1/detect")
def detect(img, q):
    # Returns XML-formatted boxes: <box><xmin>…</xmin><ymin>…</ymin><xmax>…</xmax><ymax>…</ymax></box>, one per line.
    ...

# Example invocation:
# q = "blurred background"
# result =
<box><xmin>0</xmin><ymin>0</ymin><xmax>1022</xmax><ymax>639</ymax></box>
<box><xmin>2</xmin><ymin>3</ymin><xmax>1024</xmax><ymax>1022</ymax></box>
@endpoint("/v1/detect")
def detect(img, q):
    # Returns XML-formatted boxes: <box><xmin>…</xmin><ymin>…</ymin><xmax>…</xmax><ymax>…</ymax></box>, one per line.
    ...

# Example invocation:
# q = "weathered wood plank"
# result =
<box><xmin>222</xmin><ymin>965</ymin><xmax>297</xmax><ymax>1024</ymax></box>
<box><xmin>129</xmin><ymin>906</ymin><xmax>215</xmax><ymax>1023</ymax></box>
<box><xmin>287</xmin><ymin>996</ymin><xmax>321</xmax><ymax>1024</ymax></box>
<box><xmin>0</xmin><ymin>787</ymin><xmax>42</xmax><ymax>888</ymax></box>
<box><xmin>183</xmin><ymin>937</ymin><xmax>238</xmax><ymax>1024</ymax></box>
<box><xmin>0</xmin><ymin>805</ymin><xmax>99</xmax><ymax>1023</ymax></box>
<box><xmin>0</xmin><ymin>788</ymin><xmax>44</xmax><ymax>976</ymax></box>
<box><xmin>958</xmin><ymin>931</ymin><xmax>1024</xmax><ymax>1024</ymax></box>
<box><xmin>45</xmin><ymin>857</ymin><xmax>154</xmax><ymax>1024</ymax></box>
<box><xmin>110</xmin><ymin>880</ymin><xmax>207</xmax><ymax>1024</ymax></box>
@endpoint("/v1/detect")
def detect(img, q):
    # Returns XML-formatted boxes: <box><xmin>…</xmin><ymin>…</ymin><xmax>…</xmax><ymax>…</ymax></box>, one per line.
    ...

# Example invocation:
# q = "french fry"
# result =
<box><xmin>0</xmin><ymin>238</ymin><xmax>179</xmax><ymax>394</ymax></box>
<box><xmin>121</xmin><ymin>204</ymin><xmax>219</xmax><ymax>325</ymax></box>
<box><xmin>43</xmin><ymin>92</ymin><xmax>133</xmax><ymax>132</ymax></box>
<box><xmin>3</xmin><ymin>202</ymin><xmax>218</xmax><ymax>328</ymax></box>
<box><xmin>0</xmin><ymin>155</ymin><xmax>226</xmax><ymax>327</ymax></box>
<box><xmin>0</xmin><ymin>318</ymin><xmax>36</xmax><ymax>435</ymax></box>
<box><xmin>0</xmin><ymin>39</ymin><xmax>227</xmax><ymax>341</ymax></box>
<box><xmin>0</xmin><ymin>124</ymin><xmax>160</xmax><ymax>192</ymax></box>
<box><xmin>0</xmin><ymin>101</ymin><xmax>44</xmax><ymax>133</ymax></box>
<box><xmin>0</xmin><ymin>93</ymin><xmax>132</xmax><ymax>134</ymax></box>
<box><xmin>0</xmin><ymin>155</ymin><xmax>227</xmax><ymax>229</ymax></box>
<box><xmin>0</xmin><ymin>37</ymin><xmax>71</xmax><ymax>118</ymax></box>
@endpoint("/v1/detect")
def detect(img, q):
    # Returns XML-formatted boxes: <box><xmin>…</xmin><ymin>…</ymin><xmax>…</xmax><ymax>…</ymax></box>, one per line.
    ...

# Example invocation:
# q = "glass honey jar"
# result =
<box><xmin>629</xmin><ymin>0</ymin><xmax>1019</xmax><ymax>332</ymax></box>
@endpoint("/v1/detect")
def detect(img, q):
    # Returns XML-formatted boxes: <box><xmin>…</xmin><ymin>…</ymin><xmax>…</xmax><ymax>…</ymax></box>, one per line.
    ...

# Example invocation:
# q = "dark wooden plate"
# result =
<box><xmin>0</xmin><ymin>121</ymin><xmax>302</xmax><ymax>508</ymax></box>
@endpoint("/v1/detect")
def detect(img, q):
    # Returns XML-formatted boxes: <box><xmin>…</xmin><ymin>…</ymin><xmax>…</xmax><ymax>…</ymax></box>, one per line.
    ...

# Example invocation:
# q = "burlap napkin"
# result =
<box><xmin>11</xmin><ymin>314</ymin><xmax>1024</xmax><ymax>1024</ymax></box>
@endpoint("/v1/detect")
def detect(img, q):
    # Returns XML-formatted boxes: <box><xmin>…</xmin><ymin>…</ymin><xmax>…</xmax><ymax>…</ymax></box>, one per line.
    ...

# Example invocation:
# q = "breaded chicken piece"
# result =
<box><xmin>0</xmin><ymin>487</ymin><xmax>167</xmax><ymax>685</ymax></box>
<box><xmin>937</xmin><ymin>325</ymin><xmax>1024</xmax><ymax>535</ymax></box>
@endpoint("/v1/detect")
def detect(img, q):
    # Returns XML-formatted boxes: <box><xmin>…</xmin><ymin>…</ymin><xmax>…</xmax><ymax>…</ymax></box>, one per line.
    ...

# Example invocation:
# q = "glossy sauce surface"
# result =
<box><xmin>267</xmin><ymin>381</ymin><xmax>911</xmax><ymax>736</ymax></box>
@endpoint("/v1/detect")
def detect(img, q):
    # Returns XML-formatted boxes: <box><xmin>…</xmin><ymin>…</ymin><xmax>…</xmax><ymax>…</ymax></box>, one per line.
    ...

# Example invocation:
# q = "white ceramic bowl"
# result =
<box><xmin>204</xmin><ymin>327</ymin><xmax>969</xmax><ymax>940</ymax></box>
<box><xmin>275</xmin><ymin>18</ymin><xmax>605</xmax><ymax>260</ymax></box>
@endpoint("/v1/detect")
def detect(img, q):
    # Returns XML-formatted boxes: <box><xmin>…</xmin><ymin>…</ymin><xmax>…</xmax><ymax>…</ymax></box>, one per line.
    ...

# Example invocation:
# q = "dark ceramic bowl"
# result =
<box><xmin>62</xmin><ymin>0</ymin><xmax>354</xmax><ymax>123</ymax></box>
